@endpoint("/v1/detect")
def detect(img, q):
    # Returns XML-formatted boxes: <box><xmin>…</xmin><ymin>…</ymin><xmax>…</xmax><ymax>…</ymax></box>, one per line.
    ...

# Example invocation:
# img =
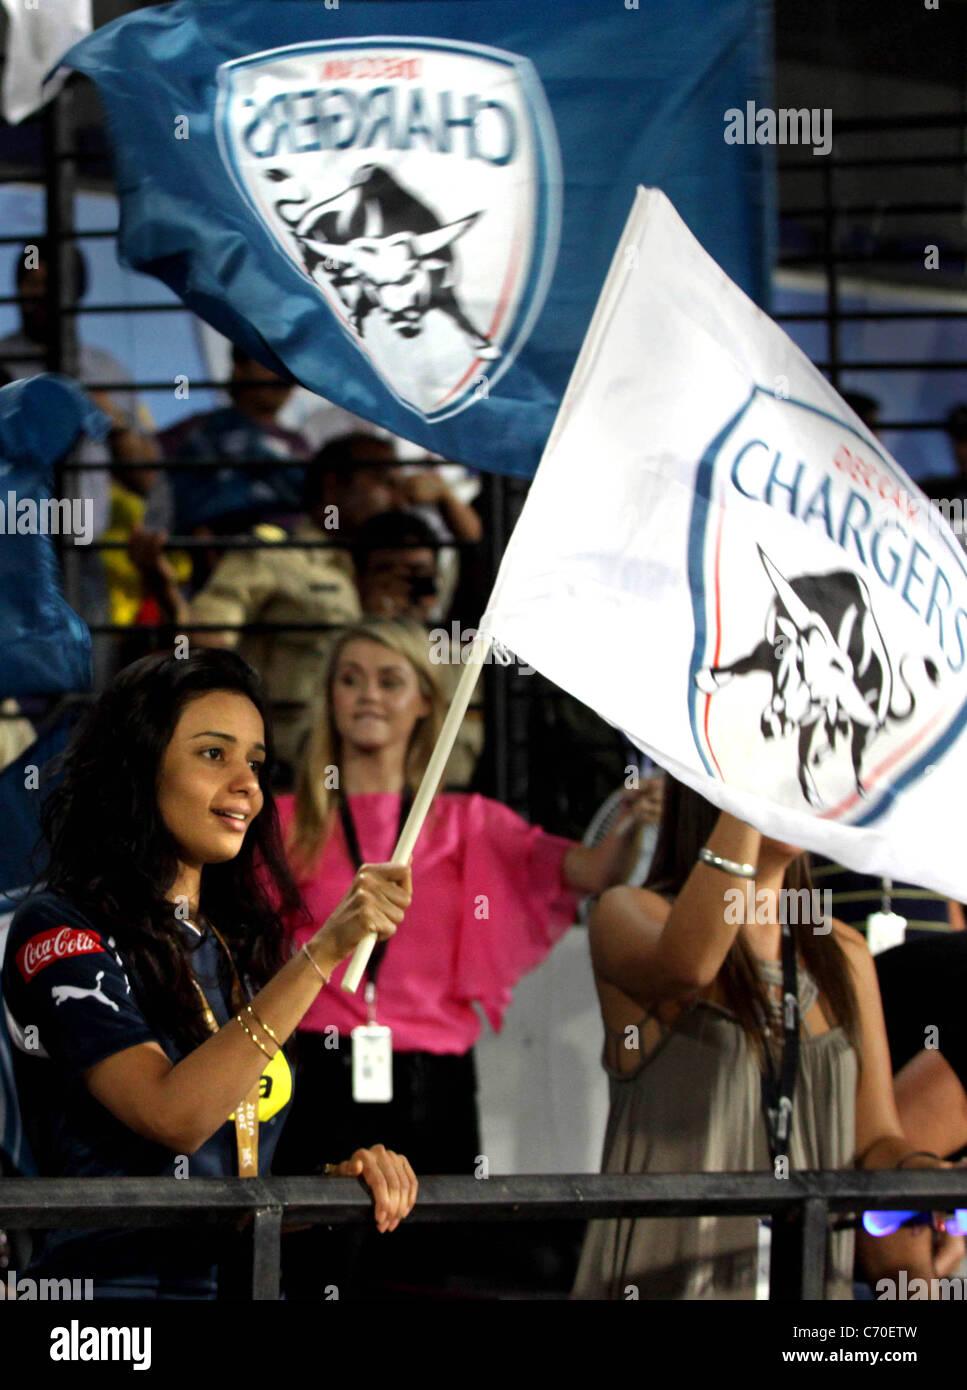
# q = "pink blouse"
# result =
<box><xmin>277</xmin><ymin>792</ymin><xmax>579</xmax><ymax>1053</ymax></box>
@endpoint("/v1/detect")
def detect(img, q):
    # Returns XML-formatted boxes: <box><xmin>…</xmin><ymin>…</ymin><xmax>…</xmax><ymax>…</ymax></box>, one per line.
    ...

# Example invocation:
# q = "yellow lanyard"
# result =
<box><xmin>188</xmin><ymin>920</ymin><xmax>260</xmax><ymax>1179</ymax></box>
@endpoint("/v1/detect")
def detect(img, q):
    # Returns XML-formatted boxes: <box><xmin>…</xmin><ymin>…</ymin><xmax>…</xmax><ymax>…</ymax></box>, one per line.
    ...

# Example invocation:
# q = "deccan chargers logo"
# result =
<box><xmin>688</xmin><ymin>388</ymin><xmax>967</xmax><ymax>824</ymax></box>
<box><xmin>215</xmin><ymin>37</ymin><xmax>562</xmax><ymax>421</ymax></box>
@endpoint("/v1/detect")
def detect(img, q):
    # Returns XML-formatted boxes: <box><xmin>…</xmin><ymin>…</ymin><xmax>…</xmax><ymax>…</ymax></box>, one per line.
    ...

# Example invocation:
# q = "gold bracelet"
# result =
<box><xmin>236</xmin><ymin>1013</ymin><xmax>274</xmax><ymax>1060</ymax></box>
<box><xmin>245</xmin><ymin>1003</ymin><xmax>279</xmax><ymax>1045</ymax></box>
<box><xmin>301</xmin><ymin>941</ymin><xmax>331</xmax><ymax>986</ymax></box>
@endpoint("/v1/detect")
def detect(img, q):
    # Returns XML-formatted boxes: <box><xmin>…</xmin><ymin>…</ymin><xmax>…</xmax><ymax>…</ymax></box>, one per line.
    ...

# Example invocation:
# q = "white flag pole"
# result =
<box><xmin>342</xmin><ymin>188</ymin><xmax>648</xmax><ymax>994</ymax></box>
<box><xmin>341</xmin><ymin>631</ymin><xmax>493</xmax><ymax>993</ymax></box>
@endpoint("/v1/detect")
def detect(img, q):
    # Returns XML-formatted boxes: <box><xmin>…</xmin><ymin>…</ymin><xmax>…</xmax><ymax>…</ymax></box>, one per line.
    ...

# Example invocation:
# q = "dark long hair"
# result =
<box><xmin>646</xmin><ymin>776</ymin><xmax>860</xmax><ymax>1054</ymax></box>
<box><xmin>36</xmin><ymin>649</ymin><xmax>306</xmax><ymax>1051</ymax></box>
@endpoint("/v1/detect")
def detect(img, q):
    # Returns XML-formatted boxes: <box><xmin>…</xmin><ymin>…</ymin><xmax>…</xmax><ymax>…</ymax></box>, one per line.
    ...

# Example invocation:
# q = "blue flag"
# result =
<box><xmin>0</xmin><ymin>374</ymin><xmax>107</xmax><ymax>697</ymax></box>
<box><xmin>64</xmin><ymin>0</ymin><xmax>772</xmax><ymax>477</ymax></box>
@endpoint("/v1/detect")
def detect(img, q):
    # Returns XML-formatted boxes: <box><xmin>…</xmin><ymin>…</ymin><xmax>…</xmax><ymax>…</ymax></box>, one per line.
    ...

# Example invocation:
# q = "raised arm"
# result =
<box><xmin>391</xmin><ymin>466</ymin><xmax>483</xmax><ymax>542</ymax></box>
<box><xmin>589</xmin><ymin>811</ymin><xmax>762</xmax><ymax>1010</ymax></box>
<box><xmin>83</xmin><ymin>863</ymin><xmax>410</xmax><ymax>1154</ymax></box>
<box><xmin>562</xmin><ymin>779</ymin><xmax>664</xmax><ymax>894</ymax></box>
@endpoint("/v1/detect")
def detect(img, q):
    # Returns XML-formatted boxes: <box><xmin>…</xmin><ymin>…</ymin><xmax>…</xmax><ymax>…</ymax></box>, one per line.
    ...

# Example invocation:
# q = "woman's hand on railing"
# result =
<box><xmin>327</xmin><ymin>1144</ymin><xmax>418</xmax><ymax>1232</ymax></box>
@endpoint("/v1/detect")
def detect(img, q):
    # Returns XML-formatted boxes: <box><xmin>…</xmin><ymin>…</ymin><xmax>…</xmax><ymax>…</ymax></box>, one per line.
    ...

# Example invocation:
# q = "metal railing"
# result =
<box><xmin>2</xmin><ymin>1169</ymin><xmax>966</xmax><ymax>1301</ymax></box>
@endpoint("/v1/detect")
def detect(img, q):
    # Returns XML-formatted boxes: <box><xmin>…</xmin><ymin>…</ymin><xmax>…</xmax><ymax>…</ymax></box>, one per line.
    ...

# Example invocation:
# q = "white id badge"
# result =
<box><xmin>866</xmin><ymin>911</ymin><xmax>907</xmax><ymax>956</ymax></box>
<box><xmin>755</xmin><ymin>1219</ymin><xmax>772</xmax><ymax>1301</ymax></box>
<box><xmin>351</xmin><ymin>1025</ymin><xmax>393</xmax><ymax>1102</ymax></box>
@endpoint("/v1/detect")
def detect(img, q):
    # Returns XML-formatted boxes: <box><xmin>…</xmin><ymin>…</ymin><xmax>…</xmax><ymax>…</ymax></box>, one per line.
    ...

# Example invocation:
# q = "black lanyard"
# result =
<box><xmin>338</xmin><ymin>787</ymin><xmax>413</xmax><ymax>987</ymax></box>
<box><xmin>760</xmin><ymin>920</ymin><xmax>800</xmax><ymax>1166</ymax></box>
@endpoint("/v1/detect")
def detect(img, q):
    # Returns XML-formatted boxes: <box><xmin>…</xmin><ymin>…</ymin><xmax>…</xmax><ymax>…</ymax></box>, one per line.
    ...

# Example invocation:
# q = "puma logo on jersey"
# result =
<box><xmin>50</xmin><ymin>971</ymin><xmax>119</xmax><ymax>1013</ymax></box>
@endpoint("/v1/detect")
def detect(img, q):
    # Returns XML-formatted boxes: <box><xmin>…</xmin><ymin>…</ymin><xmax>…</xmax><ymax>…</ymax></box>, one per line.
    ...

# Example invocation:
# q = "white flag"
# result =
<box><xmin>1</xmin><ymin>0</ymin><xmax>91</xmax><ymax>124</ymax></box>
<box><xmin>481</xmin><ymin>188</ymin><xmax>967</xmax><ymax>901</ymax></box>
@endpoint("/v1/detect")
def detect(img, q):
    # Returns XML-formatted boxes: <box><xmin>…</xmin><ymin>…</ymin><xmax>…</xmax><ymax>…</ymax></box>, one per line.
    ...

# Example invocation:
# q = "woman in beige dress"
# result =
<box><xmin>573</xmin><ymin>776</ymin><xmax>958</xmax><ymax>1300</ymax></box>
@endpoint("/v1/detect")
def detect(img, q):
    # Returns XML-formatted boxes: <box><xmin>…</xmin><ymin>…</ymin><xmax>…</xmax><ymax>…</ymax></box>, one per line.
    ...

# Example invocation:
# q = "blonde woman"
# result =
<box><xmin>272</xmin><ymin>617</ymin><xmax>653</xmax><ymax>1297</ymax></box>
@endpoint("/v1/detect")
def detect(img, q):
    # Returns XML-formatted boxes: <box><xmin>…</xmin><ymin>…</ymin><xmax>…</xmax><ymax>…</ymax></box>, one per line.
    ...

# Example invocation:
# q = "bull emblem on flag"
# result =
<box><xmin>264</xmin><ymin>163</ymin><xmax>499</xmax><ymax>359</ymax></box>
<box><xmin>695</xmin><ymin>547</ymin><xmax>939</xmax><ymax>808</ymax></box>
<box><xmin>215</xmin><ymin>37</ymin><xmax>561</xmax><ymax>421</ymax></box>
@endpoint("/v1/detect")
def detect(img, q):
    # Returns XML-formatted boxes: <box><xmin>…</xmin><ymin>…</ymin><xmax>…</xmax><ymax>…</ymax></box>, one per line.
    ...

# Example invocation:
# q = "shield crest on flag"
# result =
<box><xmin>687</xmin><ymin>388</ymin><xmax>967</xmax><ymax>825</ymax></box>
<box><xmin>215</xmin><ymin>36</ymin><xmax>562</xmax><ymax>422</ymax></box>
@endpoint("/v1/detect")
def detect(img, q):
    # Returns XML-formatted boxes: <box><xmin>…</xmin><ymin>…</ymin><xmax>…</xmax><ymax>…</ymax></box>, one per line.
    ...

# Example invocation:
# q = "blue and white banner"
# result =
<box><xmin>482</xmin><ymin>190</ymin><xmax>967</xmax><ymax>900</ymax></box>
<box><xmin>64</xmin><ymin>0</ymin><xmax>771</xmax><ymax>476</ymax></box>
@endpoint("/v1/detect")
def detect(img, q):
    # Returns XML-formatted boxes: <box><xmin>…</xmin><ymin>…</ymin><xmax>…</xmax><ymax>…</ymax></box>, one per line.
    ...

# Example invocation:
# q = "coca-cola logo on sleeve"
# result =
<box><xmin>16</xmin><ymin>926</ymin><xmax>104</xmax><ymax>982</ymax></box>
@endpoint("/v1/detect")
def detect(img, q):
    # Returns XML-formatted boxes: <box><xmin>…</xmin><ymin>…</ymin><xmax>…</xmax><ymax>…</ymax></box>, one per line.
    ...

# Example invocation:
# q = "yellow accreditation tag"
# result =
<box><xmin>230</xmin><ymin>1048</ymin><xmax>293</xmax><ymax>1123</ymax></box>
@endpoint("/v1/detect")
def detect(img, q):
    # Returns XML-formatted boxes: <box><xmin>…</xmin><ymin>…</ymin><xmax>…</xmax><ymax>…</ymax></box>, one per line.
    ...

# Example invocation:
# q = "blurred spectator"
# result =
<box><xmin>793</xmin><ymin>858</ymin><xmax>967</xmax><ymax>1283</ymax></box>
<box><xmin>873</xmin><ymin>934</ymin><xmax>967</xmax><ymax>1204</ymax></box>
<box><xmin>0</xmin><ymin>237</ymin><xmax>158</xmax><ymax>685</ymax></box>
<box><xmin>919</xmin><ymin>406</ymin><xmax>967</xmax><ymax>548</ymax></box>
<box><xmin>139</xmin><ymin>433</ymin><xmax>483</xmax><ymax>781</ymax></box>
<box><xmin>172</xmin><ymin>433</ymin><xmax>404</xmax><ymax>778</ymax></box>
<box><xmin>0</xmin><ymin>237</ymin><xmax>156</xmax><ymax>496</ymax></box>
<box><xmin>274</xmin><ymin>616</ymin><xmax>652</xmax><ymax>1299</ymax></box>
<box><xmin>286</xmin><ymin>394</ymin><xmax>486</xmax><ymax>609</ymax></box>
<box><xmin>291</xmin><ymin>391</ymin><xmax>385</xmax><ymax>452</ymax></box>
<box><xmin>351</xmin><ymin>508</ymin><xmax>483</xmax><ymax>787</ymax></box>
<box><xmin>102</xmin><ymin>462</ymin><xmax>169</xmax><ymax>626</ymax></box>
<box><xmin>351</xmin><ymin>508</ymin><xmax>443</xmax><ymax>622</ymax></box>
<box><xmin>392</xmin><ymin>460</ymin><xmax>482</xmax><ymax>545</ymax></box>
<box><xmin>942</xmin><ymin>405</ymin><xmax>967</xmax><ymax>480</ymax></box>
<box><xmin>303</xmin><ymin>432</ymin><xmax>483</xmax><ymax>625</ymax></box>
<box><xmin>391</xmin><ymin>459</ymin><xmax>483</xmax><ymax>621</ymax></box>
<box><xmin>304</xmin><ymin>433</ymin><xmax>482</xmax><ymax>609</ymax></box>
<box><xmin>100</xmin><ymin>461</ymin><xmax>192</xmax><ymax>666</ymax></box>
<box><xmin>302</xmin><ymin>432</ymin><xmax>400</xmax><ymax>533</ymax></box>
<box><xmin>158</xmin><ymin>344</ymin><xmax>311</xmax><ymax>545</ymax></box>
<box><xmin>843</xmin><ymin>390</ymin><xmax>881</xmax><ymax>437</ymax></box>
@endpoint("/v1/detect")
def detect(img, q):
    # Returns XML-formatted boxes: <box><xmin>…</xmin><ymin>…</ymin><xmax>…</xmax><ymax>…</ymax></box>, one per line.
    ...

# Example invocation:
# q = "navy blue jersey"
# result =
<box><xmin>1</xmin><ymin>891</ymin><xmax>292</xmax><ymax>1295</ymax></box>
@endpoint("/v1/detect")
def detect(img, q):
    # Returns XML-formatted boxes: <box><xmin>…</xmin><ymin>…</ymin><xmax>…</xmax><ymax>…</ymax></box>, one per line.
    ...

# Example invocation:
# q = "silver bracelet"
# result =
<box><xmin>698</xmin><ymin>846</ymin><xmax>757</xmax><ymax>879</ymax></box>
<box><xmin>301</xmin><ymin>941</ymin><xmax>330</xmax><ymax>985</ymax></box>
